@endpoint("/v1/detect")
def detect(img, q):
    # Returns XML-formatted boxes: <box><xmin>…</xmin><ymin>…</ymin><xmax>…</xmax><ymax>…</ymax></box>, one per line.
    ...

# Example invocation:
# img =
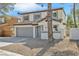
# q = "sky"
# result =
<box><xmin>7</xmin><ymin>3</ymin><xmax>74</xmax><ymax>16</ymax></box>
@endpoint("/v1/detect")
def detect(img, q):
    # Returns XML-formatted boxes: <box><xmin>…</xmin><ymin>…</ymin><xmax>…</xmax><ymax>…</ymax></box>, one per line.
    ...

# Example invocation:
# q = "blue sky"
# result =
<box><xmin>7</xmin><ymin>3</ymin><xmax>73</xmax><ymax>16</ymax></box>
<box><xmin>38</xmin><ymin>3</ymin><xmax>73</xmax><ymax>15</ymax></box>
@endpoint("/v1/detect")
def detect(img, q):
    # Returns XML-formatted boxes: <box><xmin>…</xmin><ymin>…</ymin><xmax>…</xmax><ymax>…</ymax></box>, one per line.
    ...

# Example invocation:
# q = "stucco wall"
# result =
<box><xmin>41</xmin><ymin>31</ymin><xmax>64</xmax><ymax>40</ymax></box>
<box><xmin>38</xmin><ymin>10</ymin><xmax>66</xmax><ymax>32</ymax></box>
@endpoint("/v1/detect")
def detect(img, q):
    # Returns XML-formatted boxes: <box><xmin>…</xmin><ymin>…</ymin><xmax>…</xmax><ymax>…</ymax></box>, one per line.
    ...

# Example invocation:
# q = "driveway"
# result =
<box><xmin>0</xmin><ymin>37</ymin><xmax>61</xmax><ymax>48</ymax></box>
<box><xmin>0</xmin><ymin>37</ymin><xmax>30</xmax><ymax>43</ymax></box>
<box><xmin>0</xmin><ymin>37</ymin><xmax>31</xmax><ymax>47</ymax></box>
<box><xmin>0</xmin><ymin>37</ymin><xmax>49</xmax><ymax>47</ymax></box>
<box><xmin>0</xmin><ymin>37</ymin><xmax>62</xmax><ymax>56</ymax></box>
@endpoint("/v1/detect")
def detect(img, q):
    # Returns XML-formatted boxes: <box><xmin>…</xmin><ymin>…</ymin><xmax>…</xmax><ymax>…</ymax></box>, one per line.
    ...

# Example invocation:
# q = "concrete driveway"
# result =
<box><xmin>0</xmin><ymin>37</ymin><xmax>30</xmax><ymax>43</ymax></box>
<box><xmin>0</xmin><ymin>37</ymin><xmax>61</xmax><ymax>48</ymax></box>
<box><xmin>0</xmin><ymin>37</ymin><xmax>30</xmax><ymax>47</ymax></box>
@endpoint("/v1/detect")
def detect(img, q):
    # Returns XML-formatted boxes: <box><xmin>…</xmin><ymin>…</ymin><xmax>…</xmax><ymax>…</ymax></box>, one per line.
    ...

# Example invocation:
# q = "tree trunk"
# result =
<box><xmin>73</xmin><ymin>3</ymin><xmax>77</xmax><ymax>28</ymax></box>
<box><xmin>47</xmin><ymin>3</ymin><xmax>53</xmax><ymax>42</ymax></box>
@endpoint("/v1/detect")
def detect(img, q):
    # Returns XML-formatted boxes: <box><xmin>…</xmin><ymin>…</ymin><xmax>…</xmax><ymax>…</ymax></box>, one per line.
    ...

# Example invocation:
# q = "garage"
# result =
<box><xmin>13</xmin><ymin>22</ymin><xmax>38</xmax><ymax>38</ymax></box>
<box><xmin>16</xmin><ymin>27</ymin><xmax>33</xmax><ymax>38</ymax></box>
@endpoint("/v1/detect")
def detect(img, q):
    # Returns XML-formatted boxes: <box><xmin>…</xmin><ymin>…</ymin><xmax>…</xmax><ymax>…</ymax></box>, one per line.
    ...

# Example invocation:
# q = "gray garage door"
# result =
<box><xmin>16</xmin><ymin>27</ymin><xmax>33</xmax><ymax>38</ymax></box>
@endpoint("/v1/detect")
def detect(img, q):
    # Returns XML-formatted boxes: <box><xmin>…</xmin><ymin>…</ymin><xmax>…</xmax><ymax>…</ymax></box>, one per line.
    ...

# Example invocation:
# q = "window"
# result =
<box><xmin>0</xmin><ymin>18</ymin><xmax>5</xmax><ymax>24</ymax></box>
<box><xmin>53</xmin><ymin>25</ymin><xmax>58</xmax><ymax>31</ymax></box>
<box><xmin>53</xmin><ymin>12</ymin><xmax>58</xmax><ymax>17</ymax></box>
<box><xmin>23</xmin><ymin>15</ymin><xmax>29</xmax><ymax>20</ymax></box>
<box><xmin>33</xmin><ymin>13</ymin><xmax>41</xmax><ymax>21</ymax></box>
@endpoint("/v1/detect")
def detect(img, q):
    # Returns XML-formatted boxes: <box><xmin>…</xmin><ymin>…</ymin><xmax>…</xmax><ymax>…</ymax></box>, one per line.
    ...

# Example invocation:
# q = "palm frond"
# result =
<box><xmin>0</xmin><ymin>3</ymin><xmax>15</xmax><ymax>15</ymax></box>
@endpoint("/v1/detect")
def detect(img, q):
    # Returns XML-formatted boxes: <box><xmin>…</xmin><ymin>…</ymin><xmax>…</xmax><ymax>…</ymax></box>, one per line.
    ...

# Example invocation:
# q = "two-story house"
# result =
<box><xmin>13</xmin><ymin>8</ymin><xmax>66</xmax><ymax>39</ymax></box>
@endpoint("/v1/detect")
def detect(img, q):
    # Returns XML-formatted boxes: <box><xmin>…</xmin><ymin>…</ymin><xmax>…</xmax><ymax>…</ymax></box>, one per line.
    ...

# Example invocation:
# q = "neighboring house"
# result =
<box><xmin>0</xmin><ymin>16</ymin><xmax>17</xmax><ymax>37</ymax></box>
<box><xmin>13</xmin><ymin>8</ymin><xmax>66</xmax><ymax>39</ymax></box>
<box><xmin>0</xmin><ymin>16</ymin><xmax>5</xmax><ymax>24</ymax></box>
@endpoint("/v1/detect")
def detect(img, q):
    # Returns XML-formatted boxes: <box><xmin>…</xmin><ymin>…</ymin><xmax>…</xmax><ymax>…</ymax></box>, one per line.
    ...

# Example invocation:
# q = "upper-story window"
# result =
<box><xmin>23</xmin><ymin>15</ymin><xmax>29</xmax><ymax>21</ymax></box>
<box><xmin>33</xmin><ymin>13</ymin><xmax>41</xmax><ymax>21</ymax></box>
<box><xmin>0</xmin><ymin>18</ymin><xmax>5</xmax><ymax>24</ymax></box>
<box><xmin>52</xmin><ymin>12</ymin><xmax>58</xmax><ymax>17</ymax></box>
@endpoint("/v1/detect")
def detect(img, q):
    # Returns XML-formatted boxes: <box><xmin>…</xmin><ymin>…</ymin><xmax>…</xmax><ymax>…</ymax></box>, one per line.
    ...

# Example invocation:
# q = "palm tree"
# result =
<box><xmin>0</xmin><ymin>3</ymin><xmax>15</xmax><ymax>15</ymax></box>
<box><xmin>73</xmin><ymin>3</ymin><xmax>77</xmax><ymax>28</ymax></box>
<box><xmin>47</xmin><ymin>3</ymin><xmax>53</xmax><ymax>42</ymax></box>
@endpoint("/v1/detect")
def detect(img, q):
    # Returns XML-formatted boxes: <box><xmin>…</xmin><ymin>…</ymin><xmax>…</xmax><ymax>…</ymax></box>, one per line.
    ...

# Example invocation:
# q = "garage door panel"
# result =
<box><xmin>16</xmin><ymin>27</ymin><xmax>33</xmax><ymax>38</ymax></box>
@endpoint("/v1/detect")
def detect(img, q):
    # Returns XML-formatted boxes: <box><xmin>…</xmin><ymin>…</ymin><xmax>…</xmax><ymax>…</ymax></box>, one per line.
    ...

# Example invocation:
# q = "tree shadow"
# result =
<box><xmin>35</xmin><ymin>39</ymin><xmax>62</xmax><ymax>56</ymax></box>
<box><xmin>23</xmin><ymin>39</ymin><xmax>62</xmax><ymax>56</ymax></box>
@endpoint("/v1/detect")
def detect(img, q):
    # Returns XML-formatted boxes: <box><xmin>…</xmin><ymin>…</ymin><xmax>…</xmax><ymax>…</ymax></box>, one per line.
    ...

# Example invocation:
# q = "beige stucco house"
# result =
<box><xmin>13</xmin><ymin>8</ymin><xmax>66</xmax><ymax>39</ymax></box>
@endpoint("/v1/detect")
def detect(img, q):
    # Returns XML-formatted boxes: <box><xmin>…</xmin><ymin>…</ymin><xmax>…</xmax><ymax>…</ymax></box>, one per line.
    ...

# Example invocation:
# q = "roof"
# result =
<box><xmin>19</xmin><ymin>8</ymin><xmax>66</xmax><ymax>16</ymax></box>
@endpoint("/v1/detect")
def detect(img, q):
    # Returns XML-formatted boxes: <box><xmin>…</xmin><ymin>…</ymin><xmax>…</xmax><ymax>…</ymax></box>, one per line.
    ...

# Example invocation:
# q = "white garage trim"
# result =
<box><xmin>14</xmin><ymin>25</ymin><xmax>34</xmax><ymax>27</ymax></box>
<box><xmin>33</xmin><ymin>27</ymin><xmax>36</xmax><ymax>38</ymax></box>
